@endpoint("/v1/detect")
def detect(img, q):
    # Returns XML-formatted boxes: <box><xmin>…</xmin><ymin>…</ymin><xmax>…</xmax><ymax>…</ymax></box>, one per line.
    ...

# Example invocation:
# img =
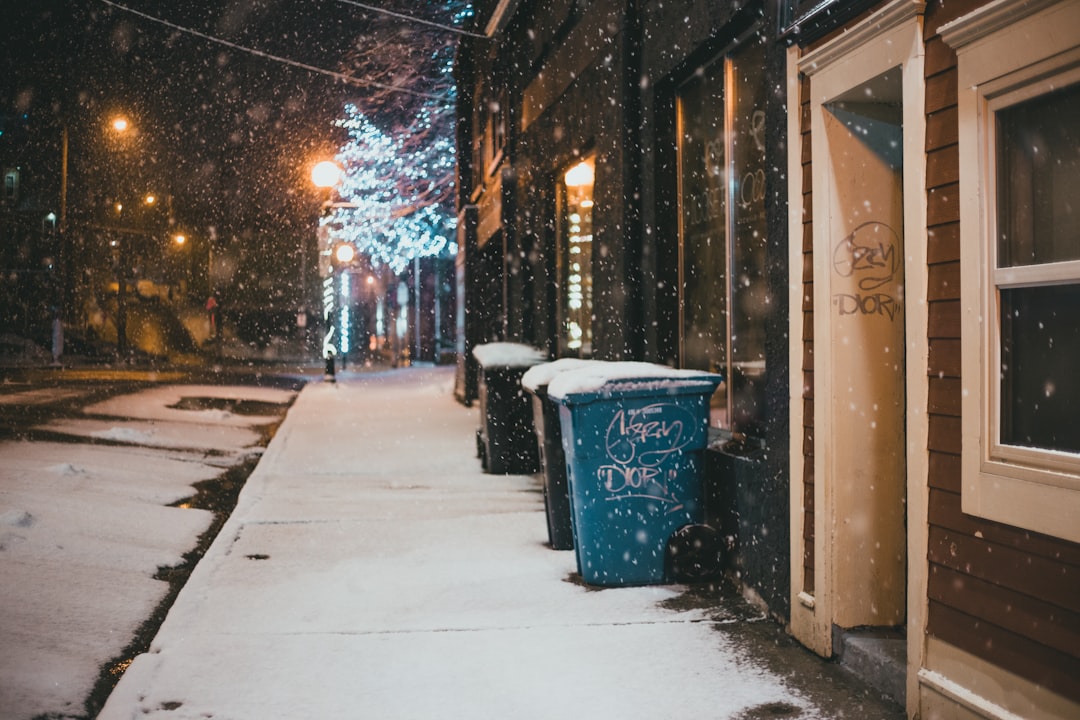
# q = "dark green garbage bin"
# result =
<box><xmin>522</xmin><ymin>359</ymin><xmax>595</xmax><ymax>551</ymax></box>
<box><xmin>549</xmin><ymin>363</ymin><xmax>723</xmax><ymax>587</ymax></box>
<box><xmin>473</xmin><ymin>342</ymin><xmax>547</xmax><ymax>475</ymax></box>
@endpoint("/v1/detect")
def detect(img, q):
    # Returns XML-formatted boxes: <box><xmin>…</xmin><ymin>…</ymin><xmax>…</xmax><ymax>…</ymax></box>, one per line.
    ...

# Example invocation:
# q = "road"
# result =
<box><xmin>0</xmin><ymin>365</ymin><xmax>309</xmax><ymax>720</ymax></box>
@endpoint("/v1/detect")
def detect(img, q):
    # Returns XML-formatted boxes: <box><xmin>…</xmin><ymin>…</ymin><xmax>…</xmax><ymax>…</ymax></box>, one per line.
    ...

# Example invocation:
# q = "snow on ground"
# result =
<box><xmin>96</xmin><ymin>368</ymin><xmax>896</xmax><ymax>720</ymax></box>
<box><xmin>23</xmin><ymin>383</ymin><xmax>295</xmax><ymax>458</ymax></box>
<box><xmin>39</xmin><ymin>416</ymin><xmax>265</xmax><ymax>455</ymax></box>
<box><xmin>0</xmin><ymin>383</ymin><xmax>296</xmax><ymax>720</ymax></box>
<box><xmin>81</xmin><ymin>384</ymin><xmax>295</xmax><ymax>427</ymax></box>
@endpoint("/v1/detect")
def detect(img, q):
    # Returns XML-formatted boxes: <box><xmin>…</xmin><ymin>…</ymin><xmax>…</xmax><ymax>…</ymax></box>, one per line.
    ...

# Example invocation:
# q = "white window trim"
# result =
<box><xmin>943</xmin><ymin>0</ymin><xmax>1080</xmax><ymax>543</ymax></box>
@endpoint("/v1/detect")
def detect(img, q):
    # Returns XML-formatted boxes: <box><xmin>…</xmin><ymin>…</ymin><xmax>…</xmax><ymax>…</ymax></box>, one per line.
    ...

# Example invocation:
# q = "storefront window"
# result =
<box><xmin>676</xmin><ymin>36</ymin><xmax>767</xmax><ymax>436</ymax></box>
<box><xmin>677</xmin><ymin>63</ymin><xmax>727</xmax><ymax>393</ymax></box>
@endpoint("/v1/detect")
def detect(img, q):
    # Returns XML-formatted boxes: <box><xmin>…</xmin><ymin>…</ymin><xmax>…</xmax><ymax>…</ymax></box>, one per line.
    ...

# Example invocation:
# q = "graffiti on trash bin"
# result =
<box><xmin>596</xmin><ymin>403</ymin><xmax>696</xmax><ymax>512</ymax></box>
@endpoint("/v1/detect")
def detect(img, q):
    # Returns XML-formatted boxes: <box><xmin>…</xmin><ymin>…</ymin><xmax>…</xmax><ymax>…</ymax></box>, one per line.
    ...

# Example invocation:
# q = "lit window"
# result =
<box><xmin>560</xmin><ymin>157</ymin><xmax>595</xmax><ymax>357</ymax></box>
<box><xmin>3</xmin><ymin>169</ymin><xmax>18</xmax><ymax>203</ymax></box>
<box><xmin>945</xmin><ymin>0</ymin><xmax>1080</xmax><ymax>542</ymax></box>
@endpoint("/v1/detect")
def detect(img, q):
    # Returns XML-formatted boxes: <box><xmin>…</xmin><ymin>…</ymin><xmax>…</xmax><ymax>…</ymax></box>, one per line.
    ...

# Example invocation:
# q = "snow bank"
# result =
<box><xmin>546</xmin><ymin>360</ymin><xmax>720</xmax><ymax>400</ymax></box>
<box><xmin>471</xmin><ymin>342</ymin><xmax>546</xmax><ymax>368</ymax></box>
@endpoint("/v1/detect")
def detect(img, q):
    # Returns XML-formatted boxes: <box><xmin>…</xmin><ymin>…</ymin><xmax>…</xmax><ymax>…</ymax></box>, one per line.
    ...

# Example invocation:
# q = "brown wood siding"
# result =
<box><xmin>923</xmin><ymin>1</ymin><xmax>1080</xmax><ymax>703</ymax></box>
<box><xmin>800</xmin><ymin>72</ymin><xmax>815</xmax><ymax>594</ymax></box>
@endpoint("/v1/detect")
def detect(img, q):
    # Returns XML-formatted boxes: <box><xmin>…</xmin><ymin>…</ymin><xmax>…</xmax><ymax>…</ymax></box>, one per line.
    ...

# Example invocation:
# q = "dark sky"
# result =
<box><xmin>2</xmin><ymin>0</ymin><xmax>451</xmax><ymax>261</ymax></box>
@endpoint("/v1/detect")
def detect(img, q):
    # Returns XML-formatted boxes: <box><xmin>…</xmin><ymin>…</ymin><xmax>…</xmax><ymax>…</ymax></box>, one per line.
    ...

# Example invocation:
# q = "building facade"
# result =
<box><xmin>786</xmin><ymin>0</ymin><xmax>1079</xmax><ymax>715</ymax></box>
<box><xmin>455</xmin><ymin>0</ymin><xmax>1079</xmax><ymax>717</ymax></box>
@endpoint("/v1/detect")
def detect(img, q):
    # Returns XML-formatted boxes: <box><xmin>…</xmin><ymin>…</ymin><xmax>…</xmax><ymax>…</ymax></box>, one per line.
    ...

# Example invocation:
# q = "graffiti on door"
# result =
<box><xmin>831</xmin><ymin>220</ymin><xmax>902</xmax><ymax>321</ymax></box>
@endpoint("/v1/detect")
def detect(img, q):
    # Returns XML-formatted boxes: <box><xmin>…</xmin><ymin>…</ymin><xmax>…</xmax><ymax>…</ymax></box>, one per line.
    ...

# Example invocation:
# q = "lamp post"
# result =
<box><xmin>312</xmin><ymin>161</ymin><xmax>349</xmax><ymax>367</ymax></box>
<box><xmin>172</xmin><ymin>233</ymin><xmax>191</xmax><ymax>297</ymax></box>
<box><xmin>109</xmin><ymin>115</ymin><xmax>134</xmax><ymax>359</ymax></box>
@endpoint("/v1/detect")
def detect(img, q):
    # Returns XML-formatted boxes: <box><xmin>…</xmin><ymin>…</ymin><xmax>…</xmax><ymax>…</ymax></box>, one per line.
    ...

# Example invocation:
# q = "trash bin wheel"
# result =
<box><xmin>666</xmin><ymin>524</ymin><xmax>723</xmax><ymax>583</ymax></box>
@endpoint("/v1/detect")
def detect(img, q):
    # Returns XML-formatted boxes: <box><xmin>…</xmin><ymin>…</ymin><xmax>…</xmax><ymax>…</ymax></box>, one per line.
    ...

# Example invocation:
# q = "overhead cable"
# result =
<box><xmin>333</xmin><ymin>0</ymin><xmax>486</xmax><ymax>39</ymax></box>
<box><xmin>96</xmin><ymin>0</ymin><xmax>448</xmax><ymax>102</ymax></box>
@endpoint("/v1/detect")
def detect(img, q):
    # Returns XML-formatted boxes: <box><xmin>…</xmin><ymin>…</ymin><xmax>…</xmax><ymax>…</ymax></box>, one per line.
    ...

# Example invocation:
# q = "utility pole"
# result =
<box><xmin>116</xmin><ymin>235</ymin><xmax>128</xmax><ymax>359</ymax></box>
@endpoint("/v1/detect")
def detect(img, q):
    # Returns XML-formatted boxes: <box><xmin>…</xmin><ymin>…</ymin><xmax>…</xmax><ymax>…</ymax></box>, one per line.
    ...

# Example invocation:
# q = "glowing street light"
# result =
<box><xmin>564</xmin><ymin>159</ymin><xmax>595</xmax><ymax>188</ymax></box>
<box><xmin>173</xmin><ymin>234</ymin><xmax>186</xmax><ymax>246</ymax></box>
<box><xmin>111</xmin><ymin>116</ymin><xmax>130</xmax><ymax>133</ymax></box>
<box><xmin>334</xmin><ymin>243</ymin><xmax>356</xmax><ymax>265</ymax></box>
<box><xmin>311</xmin><ymin>160</ymin><xmax>342</xmax><ymax>188</ymax></box>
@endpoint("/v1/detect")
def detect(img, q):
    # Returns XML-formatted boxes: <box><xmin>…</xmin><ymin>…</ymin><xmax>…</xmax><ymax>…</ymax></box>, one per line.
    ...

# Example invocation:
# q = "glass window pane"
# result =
<box><xmin>999</xmin><ymin>283</ymin><xmax>1080</xmax><ymax>453</ymax></box>
<box><xmin>996</xmin><ymin>83</ymin><xmax>1080</xmax><ymax>267</ymax></box>
<box><xmin>730</xmin><ymin>36</ymin><xmax>768</xmax><ymax>437</ymax></box>
<box><xmin>677</xmin><ymin>63</ymin><xmax>728</xmax><ymax>426</ymax></box>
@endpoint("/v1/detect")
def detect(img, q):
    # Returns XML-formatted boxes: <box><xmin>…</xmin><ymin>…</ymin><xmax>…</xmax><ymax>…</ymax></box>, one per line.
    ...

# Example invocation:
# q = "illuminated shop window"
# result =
<box><xmin>561</xmin><ymin>157</ymin><xmax>595</xmax><ymax>356</ymax></box>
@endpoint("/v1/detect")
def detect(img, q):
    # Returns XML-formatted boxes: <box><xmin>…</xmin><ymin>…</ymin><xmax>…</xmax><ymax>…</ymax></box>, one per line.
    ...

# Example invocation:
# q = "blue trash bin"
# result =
<box><xmin>549</xmin><ymin>365</ymin><xmax>723</xmax><ymax>587</ymax></box>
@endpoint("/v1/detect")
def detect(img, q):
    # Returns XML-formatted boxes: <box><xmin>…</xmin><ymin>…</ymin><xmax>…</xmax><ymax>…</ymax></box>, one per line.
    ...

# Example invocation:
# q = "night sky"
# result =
<box><xmin>2</xmin><ymin>0</ymin><xmax>455</xmax><ymax>298</ymax></box>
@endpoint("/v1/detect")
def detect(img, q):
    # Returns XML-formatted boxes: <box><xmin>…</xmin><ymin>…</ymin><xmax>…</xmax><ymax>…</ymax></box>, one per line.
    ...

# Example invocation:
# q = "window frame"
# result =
<box><xmin>944</xmin><ymin>0</ymin><xmax>1080</xmax><ymax>543</ymax></box>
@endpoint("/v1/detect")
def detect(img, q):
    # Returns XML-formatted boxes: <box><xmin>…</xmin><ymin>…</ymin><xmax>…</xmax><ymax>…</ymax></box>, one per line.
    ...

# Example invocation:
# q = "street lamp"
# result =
<box><xmin>333</xmin><ymin>243</ymin><xmax>356</xmax><ymax>265</ymax></box>
<box><xmin>312</xmin><ymin>161</ymin><xmax>348</xmax><ymax>364</ymax></box>
<box><xmin>311</xmin><ymin>160</ymin><xmax>341</xmax><ymax>189</ymax></box>
<box><xmin>170</xmin><ymin>234</ymin><xmax>193</xmax><ymax>297</ymax></box>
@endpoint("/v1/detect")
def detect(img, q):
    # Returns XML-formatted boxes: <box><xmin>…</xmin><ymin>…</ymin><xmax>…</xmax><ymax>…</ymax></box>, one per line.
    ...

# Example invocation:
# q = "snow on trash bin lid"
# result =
<box><xmin>546</xmin><ymin>361</ymin><xmax>721</xmax><ymax>401</ymax></box>
<box><xmin>521</xmin><ymin>358</ymin><xmax>597</xmax><ymax>392</ymax></box>
<box><xmin>471</xmin><ymin>342</ymin><xmax>547</xmax><ymax>368</ymax></box>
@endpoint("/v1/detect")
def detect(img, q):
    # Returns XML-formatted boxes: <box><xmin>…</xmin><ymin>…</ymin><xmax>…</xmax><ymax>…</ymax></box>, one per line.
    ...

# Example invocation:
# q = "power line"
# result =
<box><xmin>96</xmin><ymin>0</ymin><xmax>449</xmax><ymax>102</ymax></box>
<box><xmin>333</xmin><ymin>0</ymin><xmax>486</xmax><ymax>39</ymax></box>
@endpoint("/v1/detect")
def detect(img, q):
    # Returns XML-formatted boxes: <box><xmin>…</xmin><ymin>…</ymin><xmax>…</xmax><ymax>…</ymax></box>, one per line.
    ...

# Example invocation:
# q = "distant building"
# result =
<box><xmin>0</xmin><ymin>110</ymin><xmax>64</xmax><ymax>347</ymax></box>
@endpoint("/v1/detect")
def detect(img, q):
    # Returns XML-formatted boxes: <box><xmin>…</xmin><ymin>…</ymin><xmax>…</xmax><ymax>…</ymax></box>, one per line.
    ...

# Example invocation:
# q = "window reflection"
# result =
<box><xmin>676</xmin><ymin>36</ymin><xmax>767</xmax><ymax>436</ymax></box>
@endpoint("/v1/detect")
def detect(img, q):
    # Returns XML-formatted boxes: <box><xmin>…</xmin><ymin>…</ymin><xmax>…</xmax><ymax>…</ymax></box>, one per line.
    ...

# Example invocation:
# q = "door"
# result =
<box><xmin>788</xmin><ymin>3</ymin><xmax>927</xmax><ymax>668</ymax></box>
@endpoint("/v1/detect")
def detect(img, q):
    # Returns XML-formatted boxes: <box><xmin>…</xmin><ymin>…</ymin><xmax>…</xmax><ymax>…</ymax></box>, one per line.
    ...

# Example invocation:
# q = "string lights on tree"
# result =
<box><xmin>320</xmin><ymin>1</ymin><xmax>470</xmax><ymax>274</ymax></box>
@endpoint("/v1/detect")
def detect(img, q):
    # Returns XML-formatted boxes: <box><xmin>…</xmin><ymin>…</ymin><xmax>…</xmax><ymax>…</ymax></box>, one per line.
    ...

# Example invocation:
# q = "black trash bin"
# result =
<box><xmin>522</xmin><ymin>359</ymin><xmax>594</xmax><ymax>550</ymax></box>
<box><xmin>548</xmin><ymin>362</ymin><xmax>723</xmax><ymax>587</ymax></box>
<box><xmin>473</xmin><ymin>342</ymin><xmax>546</xmax><ymax>474</ymax></box>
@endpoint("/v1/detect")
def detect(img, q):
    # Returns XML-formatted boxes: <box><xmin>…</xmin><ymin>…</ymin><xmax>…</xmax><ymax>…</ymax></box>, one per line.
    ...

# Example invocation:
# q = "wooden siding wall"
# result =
<box><xmin>799</xmin><ymin>73</ymin><xmax>815</xmax><ymax>595</ymax></box>
<box><xmin>923</xmin><ymin>0</ymin><xmax>1080</xmax><ymax>703</ymax></box>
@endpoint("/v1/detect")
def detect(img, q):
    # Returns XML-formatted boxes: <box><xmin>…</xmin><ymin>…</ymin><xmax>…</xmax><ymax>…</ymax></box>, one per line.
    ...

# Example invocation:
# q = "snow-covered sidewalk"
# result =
<box><xmin>99</xmin><ymin>365</ymin><xmax>903</xmax><ymax>720</ymax></box>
